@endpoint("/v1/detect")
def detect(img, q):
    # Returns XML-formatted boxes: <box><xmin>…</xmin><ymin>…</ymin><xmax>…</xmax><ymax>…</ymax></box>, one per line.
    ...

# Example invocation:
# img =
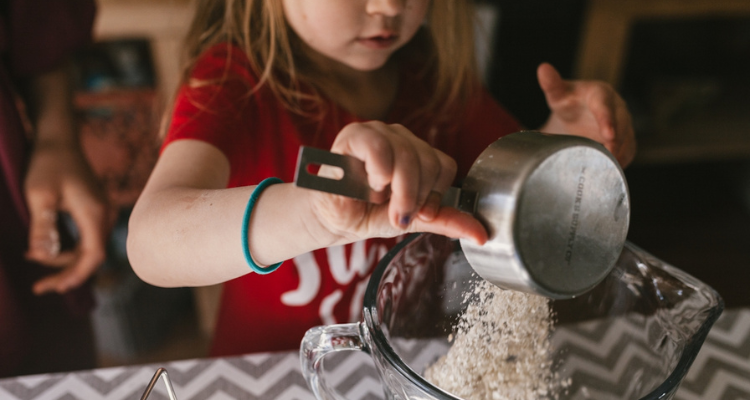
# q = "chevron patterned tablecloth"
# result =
<box><xmin>1</xmin><ymin>308</ymin><xmax>748</xmax><ymax>400</ymax></box>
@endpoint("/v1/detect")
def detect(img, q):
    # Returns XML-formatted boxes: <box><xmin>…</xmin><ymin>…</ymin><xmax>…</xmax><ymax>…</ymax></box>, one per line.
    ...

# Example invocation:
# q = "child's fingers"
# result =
<box><xmin>612</xmin><ymin>100</ymin><xmax>637</xmax><ymax>167</ymax></box>
<box><xmin>585</xmin><ymin>84</ymin><xmax>638</xmax><ymax>166</ymax></box>
<box><xmin>537</xmin><ymin>65</ymin><xmax>636</xmax><ymax>167</ymax></box>
<box><xmin>334</xmin><ymin>122</ymin><xmax>395</xmax><ymax>192</ymax></box>
<box><xmin>386</xmin><ymin>132</ymin><xmax>422</xmax><ymax>228</ymax></box>
<box><xmin>389</xmin><ymin>123</ymin><xmax>447</xmax><ymax>210</ymax></box>
<box><xmin>418</xmin><ymin>191</ymin><xmax>442</xmax><ymax>222</ymax></box>
<box><xmin>338</xmin><ymin>122</ymin><xmax>420</xmax><ymax>223</ymax></box>
<box><xmin>586</xmin><ymin>84</ymin><xmax>617</xmax><ymax>142</ymax></box>
<box><xmin>385</xmin><ymin>124</ymin><xmax>458</xmax><ymax>228</ymax></box>
<box><xmin>537</xmin><ymin>63</ymin><xmax>570</xmax><ymax>105</ymax></box>
<box><xmin>332</xmin><ymin>122</ymin><xmax>417</xmax><ymax>227</ymax></box>
<box><xmin>333</xmin><ymin>121</ymin><xmax>447</xmax><ymax>228</ymax></box>
<box><xmin>418</xmin><ymin>150</ymin><xmax>458</xmax><ymax>222</ymax></box>
<box><xmin>432</xmin><ymin>149</ymin><xmax>458</xmax><ymax>194</ymax></box>
<box><xmin>410</xmin><ymin>206</ymin><xmax>488</xmax><ymax>246</ymax></box>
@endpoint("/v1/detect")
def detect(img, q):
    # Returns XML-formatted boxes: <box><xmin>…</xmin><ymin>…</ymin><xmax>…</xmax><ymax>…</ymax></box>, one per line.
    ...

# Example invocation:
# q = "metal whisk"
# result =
<box><xmin>140</xmin><ymin>368</ymin><xmax>179</xmax><ymax>400</ymax></box>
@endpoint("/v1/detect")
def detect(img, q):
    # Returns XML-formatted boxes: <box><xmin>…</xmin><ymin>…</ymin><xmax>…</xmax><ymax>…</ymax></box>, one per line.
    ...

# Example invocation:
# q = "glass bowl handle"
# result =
<box><xmin>301</xmin><ymin>322</ymin><xmax>368</xmax><ymax>400</ymax></box>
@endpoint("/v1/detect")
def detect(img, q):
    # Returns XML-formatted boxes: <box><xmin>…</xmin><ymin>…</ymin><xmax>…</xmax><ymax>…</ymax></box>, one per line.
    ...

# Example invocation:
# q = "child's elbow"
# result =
<box><xmin>126</xmin><ymin>211</ymin><xmax>166</xmax><ymax>287</ymax></box>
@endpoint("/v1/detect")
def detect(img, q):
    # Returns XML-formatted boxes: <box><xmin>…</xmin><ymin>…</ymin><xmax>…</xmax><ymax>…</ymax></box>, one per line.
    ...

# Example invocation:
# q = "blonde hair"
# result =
<box><xmin>165</xmin><ymin>0</ymin><xmax>479</xmax><ymax>133</ymax></box>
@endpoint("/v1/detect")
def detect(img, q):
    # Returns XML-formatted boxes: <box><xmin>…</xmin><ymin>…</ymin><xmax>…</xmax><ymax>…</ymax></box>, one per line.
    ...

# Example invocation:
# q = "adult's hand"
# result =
<box><xmin>24</xmin><ymin>141</ymin><xmax>109</xmax><ymax>294</ymax></box>
<box><xmin>23</xmin><ymin>62</ymin><xmax>110</xmax><ymax>295</ymax></box>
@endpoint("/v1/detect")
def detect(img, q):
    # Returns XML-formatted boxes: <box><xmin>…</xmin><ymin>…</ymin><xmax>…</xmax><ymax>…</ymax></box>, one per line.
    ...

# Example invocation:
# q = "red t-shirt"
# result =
<box><xmin>164</xmin><ymin>43</ymin><xmax>521</xmax><ymax>356</ymax></box>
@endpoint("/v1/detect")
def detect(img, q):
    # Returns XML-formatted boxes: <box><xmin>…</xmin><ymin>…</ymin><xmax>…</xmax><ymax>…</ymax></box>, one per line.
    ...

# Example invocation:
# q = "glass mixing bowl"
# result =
<box><xmin>301</xmin><ymin>233</ymin><xmax>724</xmax><ymax>400</ymax></box>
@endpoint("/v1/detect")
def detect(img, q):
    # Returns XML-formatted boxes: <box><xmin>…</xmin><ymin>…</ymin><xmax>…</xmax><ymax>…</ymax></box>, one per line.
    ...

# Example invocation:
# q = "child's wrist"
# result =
<box><xmin>246</xmin><ymin>183</ymin><xmax>343</xmax><ymax>265</ymax></box>
<box><xmin>305</xmin><ymin>192</ymin><xmax>356</xmax><ymax>249</ymax></box>
<box><xmin>242</xmin><ymin>178</ymin><xmax>285</xmax><ymax>274</ymax></box>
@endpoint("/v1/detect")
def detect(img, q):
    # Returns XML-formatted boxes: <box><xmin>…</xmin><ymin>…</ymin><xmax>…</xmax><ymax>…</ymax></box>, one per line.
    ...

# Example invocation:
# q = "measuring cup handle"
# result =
<box><xmin>300</xmin><ymin>322</ymin><xmax>369</xmax><ymax>400</ymax></box>
<box><xmin>295</xmin><ymin>146</ymin><xmax>467</xmax><ymax>210</ymax></box>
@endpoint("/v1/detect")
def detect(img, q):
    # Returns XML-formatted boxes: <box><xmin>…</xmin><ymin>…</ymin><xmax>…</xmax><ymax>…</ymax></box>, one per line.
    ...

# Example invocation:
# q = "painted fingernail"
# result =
<box><xmin>399</xmin><ymin>214</ymin><xmax>412</xmax><ymax>228</ymax></box>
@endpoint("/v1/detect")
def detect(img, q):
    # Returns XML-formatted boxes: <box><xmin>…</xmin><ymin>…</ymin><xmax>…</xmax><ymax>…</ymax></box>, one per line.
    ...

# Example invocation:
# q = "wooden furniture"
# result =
<box><xmin>575</xmin><ymin>0</ymin><xmax>750</xmax><ymax>164</ymax></box>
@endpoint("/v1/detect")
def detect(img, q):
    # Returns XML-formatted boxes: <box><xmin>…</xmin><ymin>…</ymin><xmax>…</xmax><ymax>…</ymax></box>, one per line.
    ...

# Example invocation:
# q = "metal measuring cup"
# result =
<box><xmin>294</xmin><ymin>131</ymin><xmax>630</xmax><ymax>299</ymax></box>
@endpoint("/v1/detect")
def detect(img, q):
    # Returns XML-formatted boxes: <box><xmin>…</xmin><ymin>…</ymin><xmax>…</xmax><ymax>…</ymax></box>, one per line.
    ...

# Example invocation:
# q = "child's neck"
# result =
<box><xmin>308</xmin><ymin>56</ymin><xmax>399</xmax><ymax>121</ymax></box>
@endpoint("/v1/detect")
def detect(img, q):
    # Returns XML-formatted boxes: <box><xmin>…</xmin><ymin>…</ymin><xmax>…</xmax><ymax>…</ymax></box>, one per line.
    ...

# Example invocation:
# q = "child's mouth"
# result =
<box><xmin>359</xmin><ymin>34</ymin><xmax>398</xmax><ymax>49</ymax></box>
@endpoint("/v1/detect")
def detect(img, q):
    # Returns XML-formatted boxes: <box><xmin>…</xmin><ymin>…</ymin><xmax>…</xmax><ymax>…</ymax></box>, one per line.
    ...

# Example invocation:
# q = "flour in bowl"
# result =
<box><xmin>424</xmin><ymin>280</ymin><xmax>564</xmax><ymax>400</ymax></box>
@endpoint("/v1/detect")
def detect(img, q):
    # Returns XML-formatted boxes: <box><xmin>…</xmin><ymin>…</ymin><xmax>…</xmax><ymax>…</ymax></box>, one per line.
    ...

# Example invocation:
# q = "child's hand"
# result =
<box><xmin>24</xmin><ymin>142</ymin><xmax>110</xmax><ymax>295</ymax></box>
<box><xmin>310</xmin><ymin>121</ymin><xmax>488</xmax><ymax>246</ymax></box>
<box><xmin>537</xmin><ymin>62</ymin><xmax>636</xmax><ymax>167</ymax></box>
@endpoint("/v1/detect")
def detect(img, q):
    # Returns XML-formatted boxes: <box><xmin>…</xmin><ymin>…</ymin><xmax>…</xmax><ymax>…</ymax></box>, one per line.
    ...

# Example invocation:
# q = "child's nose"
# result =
<box><xmin>365</xmin><ymin>0</ymin><xmax>404</xmax><ymax>17</ymax></box>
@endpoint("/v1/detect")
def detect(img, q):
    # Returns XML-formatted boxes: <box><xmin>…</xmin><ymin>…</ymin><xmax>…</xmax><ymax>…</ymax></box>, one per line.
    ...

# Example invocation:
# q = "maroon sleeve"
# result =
<box><xmin>6</xmin><ymin>0</ymin><xmax>96</xmax><ymax>77</ymax></box>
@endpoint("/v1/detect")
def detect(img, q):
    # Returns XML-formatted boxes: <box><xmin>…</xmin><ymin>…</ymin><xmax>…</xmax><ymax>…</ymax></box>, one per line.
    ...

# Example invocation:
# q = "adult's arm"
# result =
<box><xmin>24</xmin><ymin>62</ymin><xmax>109</xmax><ymax>294</ymax></box>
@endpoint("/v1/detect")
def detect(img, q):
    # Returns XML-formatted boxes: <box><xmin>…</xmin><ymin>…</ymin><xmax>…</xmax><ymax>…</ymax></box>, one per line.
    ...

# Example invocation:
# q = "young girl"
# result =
<box><xmin>127</xmin><ymin>0</ymin><xmax>635</xmax><ymax>356</ymax></box>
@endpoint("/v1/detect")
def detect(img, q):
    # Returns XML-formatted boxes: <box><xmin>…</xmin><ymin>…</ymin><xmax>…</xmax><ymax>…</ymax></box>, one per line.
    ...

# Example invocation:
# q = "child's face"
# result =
<box><xmin>282</xmin><ymin>0</ymin><xmax>430</xmax><ymax>72</ymax></box>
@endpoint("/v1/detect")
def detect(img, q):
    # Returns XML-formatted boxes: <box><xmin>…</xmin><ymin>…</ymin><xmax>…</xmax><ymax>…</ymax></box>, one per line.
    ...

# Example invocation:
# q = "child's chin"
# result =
<box><xmin>347</xmin><ymin>58</ymin><xmax>390</xmax><ymax>72</ymax></box>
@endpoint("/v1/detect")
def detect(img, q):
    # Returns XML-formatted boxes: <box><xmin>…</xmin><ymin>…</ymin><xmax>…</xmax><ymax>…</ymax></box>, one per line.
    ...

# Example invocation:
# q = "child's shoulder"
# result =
<box><xmin>190</xmin><ymin>42</ymin><xmax>258</xmax><ymax>86</ymax></box>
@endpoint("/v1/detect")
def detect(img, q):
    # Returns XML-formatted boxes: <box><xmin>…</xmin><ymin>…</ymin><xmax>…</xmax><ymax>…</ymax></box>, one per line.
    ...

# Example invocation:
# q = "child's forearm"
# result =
<box><xmin>127</xmin><ymin>182</ymin><xmax>337</xmax><ymax>287</ymax></box>
<box><xmin>128</xmin><ymin>123</ymin><xmax>490</xmax><ymax>288</ymax></box>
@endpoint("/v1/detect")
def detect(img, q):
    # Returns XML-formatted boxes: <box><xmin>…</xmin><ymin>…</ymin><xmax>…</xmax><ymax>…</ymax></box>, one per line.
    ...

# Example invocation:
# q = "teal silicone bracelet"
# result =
<box><xmin>242</xmin><ymin>177</ymin><xmax>283</xmax><ymax>274</ymax></box>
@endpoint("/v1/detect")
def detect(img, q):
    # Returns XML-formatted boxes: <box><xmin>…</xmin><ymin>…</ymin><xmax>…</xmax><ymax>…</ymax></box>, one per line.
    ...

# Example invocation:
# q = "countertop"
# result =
<box><xmin>1</xmin><ymin>308</ymin><xmax>748</xmax><ymax>400</ymax></box>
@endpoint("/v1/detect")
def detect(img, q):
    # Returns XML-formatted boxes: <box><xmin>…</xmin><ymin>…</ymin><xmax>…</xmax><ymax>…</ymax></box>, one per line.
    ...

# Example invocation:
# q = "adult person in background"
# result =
<box><xmin>0</xmin><ymin>0</ymin><xmax>109</xmax><ymax>376</ymax></box>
